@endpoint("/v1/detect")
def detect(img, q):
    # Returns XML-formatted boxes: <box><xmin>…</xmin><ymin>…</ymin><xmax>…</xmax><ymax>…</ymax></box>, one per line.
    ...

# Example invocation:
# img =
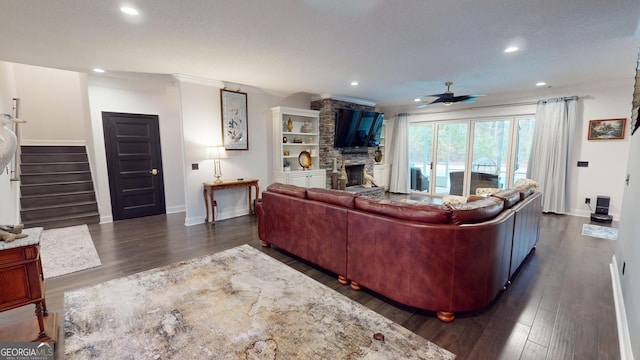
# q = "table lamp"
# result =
<box><xmin>207</xmin><ymin>146</ymin><xmax>224</xmax><ymax>184</ymax></box>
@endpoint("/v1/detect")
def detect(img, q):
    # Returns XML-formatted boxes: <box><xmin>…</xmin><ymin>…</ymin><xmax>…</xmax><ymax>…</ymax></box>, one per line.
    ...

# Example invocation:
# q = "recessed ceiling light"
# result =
<box><xmin>536</xmin><ymin>81</ymin><xmax>547</xmax><ymax>87</ymax></box>
<box><xmin>93</xmin><ymin>68</ymin><xmax>105</xmax><ymax>73</ymax></box>
<box><xmin>350</xmin><ymin>81</ymin><xmax>359</xmax><ymax>86</ymax></box>
<box><xmin>120</xmin><ymin>7</ymin><xmax>139</xmax><ymax>15</ymax></box>
<box><xmin>414</xmin><ymin>98</ymin><xmax>421</xmax><ymax>102</ymax></box>
<box><xmin>504</xmin><ymin>46</ymin><xmax>519</xmax><ymax>53</ymax></box>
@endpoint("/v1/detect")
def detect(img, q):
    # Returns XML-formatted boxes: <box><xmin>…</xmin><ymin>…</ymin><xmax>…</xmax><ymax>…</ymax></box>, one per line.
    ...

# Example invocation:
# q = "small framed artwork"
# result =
<box><xmin>587</xmin><ymin>118</ymin><xmax>626</xmax><ymax>140</ymax></box>
<box><xmin>220</xmin><ymin>89</ymin><xmax>248</xmax><ymax>150</ymax></box>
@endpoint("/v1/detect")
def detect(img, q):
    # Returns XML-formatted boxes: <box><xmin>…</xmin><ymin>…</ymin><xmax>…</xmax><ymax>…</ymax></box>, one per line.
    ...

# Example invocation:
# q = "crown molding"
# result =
<box><xmin>311</xmin><ymin>93</ymin><xmax>377</xmax><ymax>107</ymax></box>
<box><xmin>173</xmin><ymin>74</ymin><xmax>224</xmax><ymax>88</ymax></box>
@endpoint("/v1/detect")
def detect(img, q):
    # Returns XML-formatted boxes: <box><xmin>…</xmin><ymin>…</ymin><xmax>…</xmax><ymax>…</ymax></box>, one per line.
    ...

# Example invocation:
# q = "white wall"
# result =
<box><xmin>0</xmin><ymin>61</ymin><xmax>19</xmax><ymax>224</ymax></box>
<box><xmin>614</xmin><ymin>127</ymin><xmax>639</xmax><ymax>360</ymax></box>
<box><xmin>12</xmin><ymin>64</ymin><xmax>87</xmax><ymax>145</ymax></box>
<box><xmin>177</xmin><ymin>76</ymin><xmax>311</xmax><ymax>225</ymax></box>
<box><xmin>381</xmin><ymin>79</ymin><xmax>633</xmax><ymax>220</ymax></box>
<box><xmin>614</xmin><ymin>79</ymin><xmax>640</xmax><ymax>359</ymax></box>
<box><xmin>87</xmin><ymin>74</ymin><xmax>185</xmax><ymax>223</ymax></box>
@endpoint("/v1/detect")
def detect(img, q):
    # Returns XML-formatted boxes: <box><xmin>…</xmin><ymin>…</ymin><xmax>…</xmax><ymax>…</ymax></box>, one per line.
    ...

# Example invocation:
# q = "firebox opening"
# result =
<box><xmin>345</xmin><ymin>164</ymin><xmax>364</xmax><ymax>187</ymax></box>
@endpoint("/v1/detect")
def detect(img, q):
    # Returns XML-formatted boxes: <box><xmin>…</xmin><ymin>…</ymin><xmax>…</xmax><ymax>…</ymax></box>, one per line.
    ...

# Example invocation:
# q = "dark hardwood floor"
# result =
<box><xmin>0</xmin><ymin>210</ymin><xmax>620</xmax><ymax>359</ymax></box>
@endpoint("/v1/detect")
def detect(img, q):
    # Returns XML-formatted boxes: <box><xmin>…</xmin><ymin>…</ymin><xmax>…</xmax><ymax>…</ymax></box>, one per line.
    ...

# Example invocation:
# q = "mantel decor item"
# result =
<box><xmin>220</xmin><ymin>89</ymin><xmax>248</xmax><ymax>150</ymax></box>
<box><xmin>587</xmin><ymin>118</ymin><xmax>626</xmax><ymax>140</ymax></box>
<box><xmin>374</xmin><ymin>147</ymin><xmax>383</xmax><ymax>163</ymax></box>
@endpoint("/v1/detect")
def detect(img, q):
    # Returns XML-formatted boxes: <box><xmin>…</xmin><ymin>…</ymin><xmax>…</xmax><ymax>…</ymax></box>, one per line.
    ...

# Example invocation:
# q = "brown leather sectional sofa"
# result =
<box><xmin>256</xmin><ymin>182</ymin><xmax>542</xmax><ymax>322</ymax></box>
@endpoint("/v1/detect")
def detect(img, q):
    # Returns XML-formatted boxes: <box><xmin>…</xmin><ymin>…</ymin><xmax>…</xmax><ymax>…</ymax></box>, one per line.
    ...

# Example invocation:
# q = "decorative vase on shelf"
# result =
<box><xmin>286</xmin><ymin>117</ymin><xmax>293</xmax><ymax>132</ymax></box>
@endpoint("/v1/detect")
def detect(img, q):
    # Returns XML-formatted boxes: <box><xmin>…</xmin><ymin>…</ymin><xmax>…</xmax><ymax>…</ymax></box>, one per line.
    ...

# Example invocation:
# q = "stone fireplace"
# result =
<box><xmin>310</xmin><ymin>98</ymin><xmax>378</xmax><ymax>189</ymax></box>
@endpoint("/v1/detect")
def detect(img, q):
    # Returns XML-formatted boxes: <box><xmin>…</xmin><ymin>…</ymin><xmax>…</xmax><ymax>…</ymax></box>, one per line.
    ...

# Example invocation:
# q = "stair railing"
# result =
<box><xmin>10</xmin><ymin>98</ymin><xmax>21</xmax><ymax>182</ymax></box>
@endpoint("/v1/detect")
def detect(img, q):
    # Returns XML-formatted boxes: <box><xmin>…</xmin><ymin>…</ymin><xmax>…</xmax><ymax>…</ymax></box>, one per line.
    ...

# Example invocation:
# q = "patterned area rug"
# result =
<box><xmin>41</xmin><ymin>224</ymin><xmax>101</xmax><ymax>278</ymax></box>
<box><xmin>582</xmin><ymin>224</ymin><xmax>618</xmax><ymax>240</ymax></box>
<box><xmin>64</xmin><ymin>245</ymin><xmax>455</xmax><ymax>359</ymax></box>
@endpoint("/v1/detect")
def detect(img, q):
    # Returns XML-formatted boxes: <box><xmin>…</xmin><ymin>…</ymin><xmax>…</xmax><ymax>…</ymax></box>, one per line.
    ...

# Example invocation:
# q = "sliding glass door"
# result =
<box><xmin>408</xmin><ymin>115</ymin><xmax>535</xmax><ymax>196</ymax></box>
<box><xmin>435</xmin><ymin>122</ymin><xmax>468</xmax><ymax>195</ymax></box>
<box><xmin>408</xmin><ymin>124</ymin><xmax>433</xmax><ymax>192</ymax></box>
<box><xmin>470</xmin><ymin>119</ymin><xmax>511</xmax><ymax>193</ymax></box>
<box><xmin>512</xmin><ymin>117</ymin><xmax>535</xmax><ymax>185</ymax></box>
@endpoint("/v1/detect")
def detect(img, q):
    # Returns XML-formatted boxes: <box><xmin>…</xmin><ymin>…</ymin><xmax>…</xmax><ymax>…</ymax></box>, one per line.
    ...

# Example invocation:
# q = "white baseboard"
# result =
<box><xmin>610</xmin><ymin>255</ymin><xmax>635</xmax><ymax>360</ymax></box>
<box><xmin>99</xmin><ymin>215</ymin><xmax>113</xmax><ymax>224</ymax></box>
<box><xmin>166</xmin><ymin>205</ymin><xmax>185</xmax><ymax>214</ymax></box>
<box><xmin>184</xmin><ymin>207</ymin><xmax>253</xmax><ymax>227</ymax></box>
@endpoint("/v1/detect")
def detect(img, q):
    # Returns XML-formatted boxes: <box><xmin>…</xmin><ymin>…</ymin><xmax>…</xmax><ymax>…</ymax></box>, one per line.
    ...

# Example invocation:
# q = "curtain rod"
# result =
<box><xmin>405</xmin><ymin>95</ymin><xmax>588</xmax><ymax>116</ymax></box>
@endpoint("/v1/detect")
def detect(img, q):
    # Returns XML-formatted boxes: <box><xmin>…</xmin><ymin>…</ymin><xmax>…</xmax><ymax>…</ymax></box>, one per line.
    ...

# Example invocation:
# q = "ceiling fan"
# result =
<box><xmin>418</xmin><ymin>81</ymin><xmax>485</xmax><ymax>108</ymax></box>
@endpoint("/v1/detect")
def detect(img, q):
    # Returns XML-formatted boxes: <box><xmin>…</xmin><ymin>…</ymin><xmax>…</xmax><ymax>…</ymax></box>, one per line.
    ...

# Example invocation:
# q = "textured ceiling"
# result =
<box><xmin>0</xmin><ymin>1</ymin><xmax>639</xmax><ymax>109</ymax></box>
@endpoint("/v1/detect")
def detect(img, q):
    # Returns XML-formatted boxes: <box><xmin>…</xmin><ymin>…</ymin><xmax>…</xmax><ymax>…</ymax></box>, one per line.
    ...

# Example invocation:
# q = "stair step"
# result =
<box><xmin>21</xmin><ymin>146</ymin><xmax>87</xmax><ymax>154</ymax></box>
<box><xmin>21</xmin><ymin>153</ymin><xmax>88</xmax><ymax>164</ymax></box>
<box><xmin>20</xmin><ymin>180</ymin><xmax>95</xmax><ymax>196</ymax></box>
<box><xmin>20</xmin><ymin>191</ymin><xmax>96</xmax><ymax>209</ymax></box>
<box><xmin>21</xmin><ymin>201</ymin><xmax>99</xmax><ymax>222</ymax></box>
<box><xmin>22</xmin><ymin>213</ymin><xmax>100</xmax><ymax>230</ymax></box>
<box><xmin>19</xmin><ymin>146</ymin><xmax>99</xmax><ymax>230</ymax></box>
<box><xmin>20</xmin><ymin>171</ymin><xmax>92</xmax><ymax>185</ymax></box>
<box><xmin>21</xmin><ymin>162</ymin><xmax>90</xmax><ymax>173</ymax></box>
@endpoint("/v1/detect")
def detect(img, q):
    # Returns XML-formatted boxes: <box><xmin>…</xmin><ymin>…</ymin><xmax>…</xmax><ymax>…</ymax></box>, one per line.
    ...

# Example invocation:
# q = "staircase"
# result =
<box><xmin>20</xmin><ymin>146</ymin><xmax>100</xmax><ymax>229</ymax></box>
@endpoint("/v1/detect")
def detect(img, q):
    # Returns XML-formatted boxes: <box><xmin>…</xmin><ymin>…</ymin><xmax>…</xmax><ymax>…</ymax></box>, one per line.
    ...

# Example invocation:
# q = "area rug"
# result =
<box><xmin>64</xmin><ymin>245</ymin><xmax>455</xmax><ymax>359</ymax></box>
<box><xmin>40</xmin><ymin>224</ymin><xmax>101</xmax><ymax>278</ymax></box>
<box><xmin>582</xmin><ymin>224</ymin><xmax>619</xmax><ymax>240</ymax></box>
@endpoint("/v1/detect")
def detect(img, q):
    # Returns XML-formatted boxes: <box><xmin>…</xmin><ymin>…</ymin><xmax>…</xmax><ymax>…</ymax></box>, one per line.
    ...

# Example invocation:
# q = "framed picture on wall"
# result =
<box><xmin>220</xmin><ymin>89</ymin><xmax>248</xmax><ymax>150</ymax></box>
<box><xmin>587</xmin><ymin>118</ymin><xmax>626</xmax><ymax>140</ymax></box>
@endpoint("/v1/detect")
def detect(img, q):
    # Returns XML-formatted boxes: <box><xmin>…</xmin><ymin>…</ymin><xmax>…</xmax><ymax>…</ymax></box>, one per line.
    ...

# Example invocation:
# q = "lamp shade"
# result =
<box><xmin>207</xmin><ymin>146</ymin><xmax>227</xmax><ymax>159</ymax></box>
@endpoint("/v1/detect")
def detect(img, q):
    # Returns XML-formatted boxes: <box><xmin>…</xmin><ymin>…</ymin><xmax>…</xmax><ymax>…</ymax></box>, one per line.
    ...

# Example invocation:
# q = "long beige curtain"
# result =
<box><xmin>389</xmin><ymin>113</ymin><xmax>410</xmax><ymax>193</ymax></box>
<box><xmin>527</xmin><ymin>96</ymin><xmax>578</xmax><ymax>213</ymax></box>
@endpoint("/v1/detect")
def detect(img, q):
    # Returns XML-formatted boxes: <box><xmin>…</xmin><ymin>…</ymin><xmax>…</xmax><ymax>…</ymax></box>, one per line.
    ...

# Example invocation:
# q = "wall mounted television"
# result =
<box><xmin>334</xmin><ymin>109</ymin><xmax>384</xmax><ymax>148</ymax></box>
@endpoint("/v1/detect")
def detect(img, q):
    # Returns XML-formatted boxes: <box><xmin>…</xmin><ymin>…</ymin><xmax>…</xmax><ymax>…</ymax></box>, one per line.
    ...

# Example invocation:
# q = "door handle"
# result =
<box><xmin>150</xmin><ymin>169</ymin><xmax>158</xmax><ymax>175</ymax></box>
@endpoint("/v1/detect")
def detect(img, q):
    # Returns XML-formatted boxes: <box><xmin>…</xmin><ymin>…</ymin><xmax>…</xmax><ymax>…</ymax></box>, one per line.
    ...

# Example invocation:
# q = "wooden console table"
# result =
<box><xmin>0</xmin><ymin>227</ymin><xmax>57</xmax><ymax>343</ymax></box>
<box><xmin>203</xmin><ymin>179</ymin><xmax>259</xmax><ymax>225</ymax></box>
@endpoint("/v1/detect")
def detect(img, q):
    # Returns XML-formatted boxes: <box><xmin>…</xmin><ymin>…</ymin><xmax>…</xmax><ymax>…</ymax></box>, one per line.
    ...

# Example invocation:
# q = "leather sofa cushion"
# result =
<box><xmin>449</xmin><ymin>197</ymin><xmax>504</xmax><ymax>224</ymax></box>
<box><xmin>307</xmin><ymin>188</ymin><xmax>356</xmax><ymax>208</ymax></box>
<box><xmin>354</xmin><ymin>197</ymin><xmax>451</xmax><ymax>224</ymax></box>
<box><xmin>490</xmin><ymin>189</ymin><xmax>521</xmax><ymax>209</ymax></box>
<box><xmin>266</xmin><ymin>182</ymin><xmax>307</xmax><ymax>199</ymax></box>
<box><xmin>514</xmin><ymin>185</ymin><xmax>535</xmax><ymax>200</ymax></box>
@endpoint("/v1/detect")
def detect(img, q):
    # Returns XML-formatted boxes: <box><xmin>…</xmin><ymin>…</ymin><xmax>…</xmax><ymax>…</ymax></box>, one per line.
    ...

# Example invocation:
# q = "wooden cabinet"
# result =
<box><xmin>274</xmin><ymin>169</ymin><xmax>326</xmax><ymax>189</ymax></box>
<box><xmin>0</xmin><ymin>228</ymin><xmax>56</xmax><ymax>342</ymax></box>
<box><xmin>271</xmin><ymin>106</ymin><xmax>325</xmax><ymax>188</ymax></box>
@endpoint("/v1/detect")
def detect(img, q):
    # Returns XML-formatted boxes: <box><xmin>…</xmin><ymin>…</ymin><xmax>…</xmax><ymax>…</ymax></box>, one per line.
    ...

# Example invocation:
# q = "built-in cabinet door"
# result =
<box><xmin>308</xmin><ymin>172</ymin><xmax>326</xmax><ymax>188</ymax></box>
<box><xmin>273</xmin><ymin>170</ymin><xmax>326</xmax><ymax>188</ymax></box>
<box><xmin>288</xmin><ymin>172</ymin><xmax>308</xmax><ymax>187</ymax></box>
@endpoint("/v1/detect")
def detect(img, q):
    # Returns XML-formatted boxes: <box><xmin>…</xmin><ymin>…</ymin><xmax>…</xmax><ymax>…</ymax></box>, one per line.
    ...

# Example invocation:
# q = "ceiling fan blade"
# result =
<box><xmin>425</xmin><ymin>92</ymin><xmax>450</xmax><ymax>98</ymax></box>
<box><xmin>426</xmin><ymin>97</ymin><xmax>447</xmax><ymax>104</ymax></box>
<box><xmin>452</xmin><ymin>95</ymin><xmax>474</xmax><ymax>102</ymax></box>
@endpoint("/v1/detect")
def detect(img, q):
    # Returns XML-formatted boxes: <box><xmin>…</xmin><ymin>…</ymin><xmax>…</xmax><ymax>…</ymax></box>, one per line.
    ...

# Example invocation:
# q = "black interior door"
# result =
<box><xmin>102</xmin><ymin>112</ymin><xmax>166</xmax><ymax>221</ymax></box>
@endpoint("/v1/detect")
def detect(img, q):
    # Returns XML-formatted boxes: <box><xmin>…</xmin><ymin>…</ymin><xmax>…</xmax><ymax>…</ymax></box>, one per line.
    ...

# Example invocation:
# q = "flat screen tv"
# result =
<box><xmin>334</xmin><ymin>109</ymin><xmax>384</xmax><ymax>148</ymax></box>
